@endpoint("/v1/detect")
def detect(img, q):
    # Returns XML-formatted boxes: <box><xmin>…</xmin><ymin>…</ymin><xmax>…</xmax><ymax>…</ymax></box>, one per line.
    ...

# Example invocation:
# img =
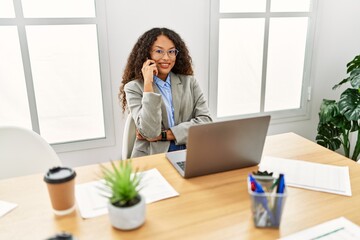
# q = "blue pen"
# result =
<box><xmin>274</xmin><ymin>174</ymin><xmax>286</xmax><ymax>226</ymax></box>
<box><xmin>276</xmin><ymin>174</ymin><xmax>285</xmax><ymax>194</ymax></box>
<box><xmin>249</xmin><ymin>174</ymin><xmax>265</xmax><ymax>193</ymax></box>
<box><xmin>249</xmin><ymin>174</ymin><xmax>275</xmax><ymax>226</ymax></box>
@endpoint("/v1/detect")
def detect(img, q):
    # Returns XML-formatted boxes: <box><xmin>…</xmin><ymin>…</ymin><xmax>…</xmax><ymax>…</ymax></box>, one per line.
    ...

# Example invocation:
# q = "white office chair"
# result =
<box><xmin>0</xmin><ymin>126</ymin><xmax>62</xmax><ymax>180</ymax></box>
<box><xmin>122</xmin><ymin>114</ymin><xmax>136</xmax><ymax>160</ymax></box>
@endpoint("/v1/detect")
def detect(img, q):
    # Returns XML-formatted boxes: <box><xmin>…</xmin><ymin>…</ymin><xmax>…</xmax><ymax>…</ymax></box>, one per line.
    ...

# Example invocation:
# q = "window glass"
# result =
<box><xmin>211</xmin><ymin>0</ymin><xmax>315</xmax><ymax>120</ymax></box>
<box><xmin>217</xmin><ymin>18</ymin><xmax>265</xmax><ymax>117</ymax></box>
<box><xmin>265</xmin><ymin>18</ymin><xmax>308</xmax><ymax>111</ymax></box>
<box><xmin>271</xmin><ymin>0</ymin><xmax>310</xmax><ymax>12</ymax></box>
<box><xmin>26</xmin><ymin>24</ymin><xmax>105</xmax><ymax>143</ymax></box>
<box><xmin>220</xmin><ymin>0</ymin><xmax>266</xmax><ymax>13</ymax></box>
<box><xmin>0</xmin><ymin>26</ymin><xmax>32</xmax><ymax>128</ymax></box>
<box><xmin>0</xmin><ymin>0</ymin><xmax>15</xmax><ymax>18</ymax></box>
<box><xmin>21</xmin><ymin>0</ymin><xmax>95</xmax><ymax>18</ymax></box>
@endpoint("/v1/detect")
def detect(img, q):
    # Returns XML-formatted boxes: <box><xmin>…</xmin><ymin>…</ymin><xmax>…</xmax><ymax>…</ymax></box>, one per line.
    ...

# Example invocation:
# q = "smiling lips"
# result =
<box><xmin>159</xmin><ymin>63</ymin><xmax>171</xmax><ymax>69</ymax></box>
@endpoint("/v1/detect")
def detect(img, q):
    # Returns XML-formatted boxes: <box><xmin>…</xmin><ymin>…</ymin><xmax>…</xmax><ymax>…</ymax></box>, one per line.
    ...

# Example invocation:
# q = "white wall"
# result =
<box><xmin>59</xmin><ymin>0</ymin><xmax>360</xmax><ymax>167</ymax></box>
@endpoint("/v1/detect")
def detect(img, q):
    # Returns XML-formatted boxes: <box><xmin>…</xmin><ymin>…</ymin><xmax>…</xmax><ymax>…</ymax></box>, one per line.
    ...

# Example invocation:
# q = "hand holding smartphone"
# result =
<box><xmin>142</xmin><ymin>59</ymin><xmax>158</xmax><ymax>92</ymax></box>
<box><xmin>142</xmin><ymin>59</ymin><xmax>158</xmax><ymax>76</ymax></box>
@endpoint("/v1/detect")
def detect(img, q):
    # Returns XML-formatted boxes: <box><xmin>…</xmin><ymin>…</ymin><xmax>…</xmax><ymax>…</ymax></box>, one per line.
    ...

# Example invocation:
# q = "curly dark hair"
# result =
<box><xmin>119</xmin><ymin>27</ymin><xmax>194</xmax><ymax>112</ymax></box>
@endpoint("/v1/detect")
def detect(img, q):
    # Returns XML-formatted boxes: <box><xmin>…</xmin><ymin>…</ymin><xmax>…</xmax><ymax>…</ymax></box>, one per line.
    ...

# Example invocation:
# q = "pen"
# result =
<box><xmin>250</xmin><ymin>179</ymin><xmax>256</xmax><ymax>191</ymax></box>
<box><xmin>276</xmin><ymin>174</ymin><xmax>285</xmax><ymax>194</ymax></box>
<box><xmin>270</xmin><ymin>178</ymin><xmax>279</xmax><ymax>192</ymax></box>
<box><xmin>274</xmin><ymin>173</ymin><xmax>285</xmax><ymax>226</ymax></box>
<box><xmin>249</xmin><ymin>174</ymin><xmax>265</xmax><ymax>193</ymax></box>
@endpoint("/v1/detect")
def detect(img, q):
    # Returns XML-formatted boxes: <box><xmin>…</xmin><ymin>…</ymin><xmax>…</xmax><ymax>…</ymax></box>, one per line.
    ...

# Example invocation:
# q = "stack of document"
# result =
<box><xmin>259</xmin><ymin>156</ymin><xmax>352</xmax><ymax>196</ymax></box>
<box><xmin>75</xmin><ymin>168</ymin><xmax>179</xmax><ymax>218</ymax></box>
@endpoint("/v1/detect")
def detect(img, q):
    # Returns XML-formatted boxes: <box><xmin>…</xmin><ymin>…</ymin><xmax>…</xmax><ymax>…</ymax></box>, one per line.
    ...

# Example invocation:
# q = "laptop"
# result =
<box><xmin>165</xmin><ymin>115</ymin><xmax>270</xmax><ymax>178</ymax></box>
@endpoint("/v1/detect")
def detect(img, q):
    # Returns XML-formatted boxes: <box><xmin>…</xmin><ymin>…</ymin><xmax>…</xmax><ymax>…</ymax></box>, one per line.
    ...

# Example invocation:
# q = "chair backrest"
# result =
<box><xmin>0</xmin><ymin>126</ymin><xmax>62</xmax><ymax>180</ymax></box>
<box><xmin>122</xmin><ymin>114</ymin><xmax>136</xmax><ymax>160</ymax></box>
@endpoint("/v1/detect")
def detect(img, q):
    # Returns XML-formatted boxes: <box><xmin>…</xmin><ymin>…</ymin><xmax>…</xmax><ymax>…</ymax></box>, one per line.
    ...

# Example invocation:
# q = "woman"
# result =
<box><xmin>119</xmin><ymin>27</ymin><xmax>212</xmax><ymax>157</ymax></box>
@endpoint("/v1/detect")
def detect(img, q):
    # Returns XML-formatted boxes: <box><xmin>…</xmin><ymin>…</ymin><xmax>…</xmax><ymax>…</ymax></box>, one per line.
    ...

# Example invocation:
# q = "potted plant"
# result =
<box><xmin>100</xmin><ymin>160</ymin><xmax>145</xmax><ymax>230</ymax></box>
<box><xmin>316</xmin><ymin>54</ymin><xmax>360</xmax><ymax>161</ymax></box>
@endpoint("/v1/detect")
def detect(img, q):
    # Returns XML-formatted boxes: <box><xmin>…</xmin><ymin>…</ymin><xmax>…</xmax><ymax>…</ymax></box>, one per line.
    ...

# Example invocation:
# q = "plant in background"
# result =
<box><xmin>100</xmin><ymin>160</ymin><xmax>142</xmax><ymax>207</ymax></box>
<box><xmin>316</xmin><ymin>54</ymin><xmax>360</xmax><ymax>161</ymax></box>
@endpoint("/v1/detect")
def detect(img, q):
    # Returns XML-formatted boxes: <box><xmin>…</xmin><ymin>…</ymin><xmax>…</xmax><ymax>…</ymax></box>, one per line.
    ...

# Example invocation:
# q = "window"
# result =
<box><xmin>209</xmin><ymin>0</ymin><xmax>317</xmax><ymax>121</ymax></box>
<box><xmin>0</xmin><ymin>0</ymin><xmax>114</xmax><ymax>152</ymax></box>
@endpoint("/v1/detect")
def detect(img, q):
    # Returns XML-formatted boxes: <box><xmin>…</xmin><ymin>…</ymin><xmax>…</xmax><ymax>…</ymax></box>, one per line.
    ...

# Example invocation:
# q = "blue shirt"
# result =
<box><xmin>154</xmin><ymin>74</ymin><xmax>186</xmax><ymax>152</ymax></box>
<box><xmin>154</xmin><ymin>75</ymin><xmax>175</xmax><ymax>128</ymax></box>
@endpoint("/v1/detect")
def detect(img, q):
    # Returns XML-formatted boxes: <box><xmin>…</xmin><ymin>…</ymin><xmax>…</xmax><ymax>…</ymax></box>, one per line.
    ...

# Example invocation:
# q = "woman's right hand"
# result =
<box><xmin>136</xmin><ymin>129</ymin><xmax>161</xmax><ymax>142</ymax></box>
<box><xmin>141</xmin><ymin>59</ymin><xmax>158</xmax><ymax>92</ymax></box>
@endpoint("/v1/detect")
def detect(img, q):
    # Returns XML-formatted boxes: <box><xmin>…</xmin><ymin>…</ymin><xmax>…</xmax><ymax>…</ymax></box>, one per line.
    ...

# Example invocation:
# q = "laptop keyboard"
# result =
<box><xmin>176</xmin><ymin>161</ymin><xmax>186</xmax><ymax>171</ymax></box>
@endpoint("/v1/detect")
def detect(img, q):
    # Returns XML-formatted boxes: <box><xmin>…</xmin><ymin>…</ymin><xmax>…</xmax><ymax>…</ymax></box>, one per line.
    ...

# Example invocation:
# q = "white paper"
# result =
<box><xmin>0</xmin><ymin>200</ymin><xmax>17</xmax><ymax>218</ymax></box>
<box><xmin>259</xmin><ymin>156</ymin><xmax>352</xmax><ymax>196</ymax></box>
<box><xmin>280</xmin><ymin>217</ymin><xmax>360</xmax><ymax>240</ymax></box>
<box><xmin>75</xmin><ymin>168</ymin><xmax>179</xmax><ymax>219</ymax></box>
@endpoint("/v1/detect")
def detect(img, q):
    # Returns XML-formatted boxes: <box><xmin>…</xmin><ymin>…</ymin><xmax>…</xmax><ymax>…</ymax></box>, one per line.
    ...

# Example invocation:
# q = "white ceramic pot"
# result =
<box><xmin>107</xmin><ymin>195</ymin><xmax>146</xmax><ymax>230</ymax></box>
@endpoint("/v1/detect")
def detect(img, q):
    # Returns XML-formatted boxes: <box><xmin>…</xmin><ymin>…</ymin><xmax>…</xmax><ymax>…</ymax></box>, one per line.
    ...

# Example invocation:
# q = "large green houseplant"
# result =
<box><xmin>316</xmin><ymin>54</ymin><xmax>360</xmax><ymax>161</ymax></box>
<box><xmin>100</xmin><ymin>160</ymin><xmax>145</xmax><ymax>230</ymax></box>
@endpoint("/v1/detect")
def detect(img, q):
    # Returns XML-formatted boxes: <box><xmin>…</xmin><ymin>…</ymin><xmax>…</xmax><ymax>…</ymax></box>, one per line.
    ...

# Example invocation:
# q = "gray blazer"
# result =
<box><xmin>124</xmin><ymin>72</ymin><xmax>212</xmax><ymax>157</ymax></box>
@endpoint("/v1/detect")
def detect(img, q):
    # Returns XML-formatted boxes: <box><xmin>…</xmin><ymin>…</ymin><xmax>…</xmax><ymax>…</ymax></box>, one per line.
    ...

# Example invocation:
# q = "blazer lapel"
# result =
<box><xmin>153</xmin><ymin>82</ymin><xmax>169</xmax><ymax>129</ymax></box>
<box><xmin>170</xmin><ymin>72</ymin><xmax>183</xmax><ymax>125</ymax></box>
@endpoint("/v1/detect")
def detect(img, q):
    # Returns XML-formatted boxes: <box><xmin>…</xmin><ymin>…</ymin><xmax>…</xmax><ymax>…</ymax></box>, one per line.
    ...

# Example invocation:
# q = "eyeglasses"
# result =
<box><xmin>151</xmin><ymin>49</ymin><xmax>179</xmax><ymax>59</ymax></box>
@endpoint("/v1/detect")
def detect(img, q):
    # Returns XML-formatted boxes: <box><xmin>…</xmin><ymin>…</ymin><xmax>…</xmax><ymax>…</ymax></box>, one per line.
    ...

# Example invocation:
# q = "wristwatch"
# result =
<box><xmin>161</xmin><ymin>130</ymin><xmax>167</xmax><ymax>141</ymax></box>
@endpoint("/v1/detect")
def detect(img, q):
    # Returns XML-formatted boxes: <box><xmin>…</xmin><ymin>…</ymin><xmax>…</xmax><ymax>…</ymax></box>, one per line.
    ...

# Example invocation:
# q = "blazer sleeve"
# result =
<box><xmin>124</xmin><ymin>81</ymin><xmax>163</xmax><ymax>139</ymax></box>
<box><xmin>170</xmin><ymin>76</ymin><xmax>212</xmax><ymax>145</ymax></box>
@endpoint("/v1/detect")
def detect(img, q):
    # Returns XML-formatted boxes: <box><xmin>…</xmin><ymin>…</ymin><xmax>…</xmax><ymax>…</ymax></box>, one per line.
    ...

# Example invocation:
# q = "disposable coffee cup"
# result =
<box><xmin>44</xmin><ymin>167</ymin><xmax>76</xmax><ymax>216</ymax></box>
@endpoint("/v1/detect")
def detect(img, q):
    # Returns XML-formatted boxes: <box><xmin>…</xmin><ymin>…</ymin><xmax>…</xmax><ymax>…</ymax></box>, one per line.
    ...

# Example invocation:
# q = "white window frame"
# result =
<box><xmin>1</xmin><ymin>0</ymin><xmax>114</xmax><ymax>152</ymax></box>
<box><xmin>209</xmin><ymin>0</ymin><xmax>318</xmax><ymax>123</ymax></box>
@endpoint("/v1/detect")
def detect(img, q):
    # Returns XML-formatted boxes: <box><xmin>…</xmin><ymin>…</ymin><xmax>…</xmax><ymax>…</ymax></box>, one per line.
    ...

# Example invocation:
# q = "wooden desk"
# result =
<box><xmin>1</xmin><ymin>132</ymin><xmax>360</xmax><ymax>240</ymax></box>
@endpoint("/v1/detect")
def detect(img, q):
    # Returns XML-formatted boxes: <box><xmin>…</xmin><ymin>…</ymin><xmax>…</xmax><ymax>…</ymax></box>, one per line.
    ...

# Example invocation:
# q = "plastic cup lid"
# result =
<box><xmin>44</xmin><ymin>167</ymin><xmax>76</xmax><ymax>184</ymax></box>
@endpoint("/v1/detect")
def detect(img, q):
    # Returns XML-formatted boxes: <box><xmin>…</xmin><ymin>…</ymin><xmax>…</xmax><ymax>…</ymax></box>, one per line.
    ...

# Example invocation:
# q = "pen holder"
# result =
<box><xmin>248</xmin><ymin>178</ymin><xmax>287</xmax><ymax>228</ymax></box>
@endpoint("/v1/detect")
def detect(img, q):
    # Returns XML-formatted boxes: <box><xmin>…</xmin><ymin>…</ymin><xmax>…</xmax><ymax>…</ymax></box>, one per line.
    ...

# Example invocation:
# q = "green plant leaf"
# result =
<box><xmin>346</xmin><ymin>55</ymin><xmax>360</xmax><ymax>73</ymax></box>
<box><xmin>333</xmin><ymin>77</ymin><xmax>351</xmax><ymax>90</ymax></box>
<box><xmin>338</xmin><ymin>88</ymin><xmax>360</xmax><ymax>121</ymax></box>
<box><xmin>99</xmin><ymin>159</ymin><xmax>142</xmax><ymax>207</ymax></box>
<box><xmin>316</xmin><ymin>122</ymin><xmax>342</xmax><ymax>151</ymax></box>
<box><xmin>350</xmin><ymin>120</ymin><xmax>360</xmax><ymax>132</ymax></box>
<box><xmin>318</xmin><ymin>99</ymin><xmax>339</xmax><ymax>123</ymax></box>
<box><xmin>316</xmin><ymin>99</ymin><xmax>343</xmax><ymax>151</ymax></box>
<box><xmin>334</xmin><ymin>56</ymin><xmax>360</xmax><ymax>89</ymax></box>
<box><xmin>349</xmin><ymin>69</ymin><xmax>360</xmax><ymax>88</ymax></box>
